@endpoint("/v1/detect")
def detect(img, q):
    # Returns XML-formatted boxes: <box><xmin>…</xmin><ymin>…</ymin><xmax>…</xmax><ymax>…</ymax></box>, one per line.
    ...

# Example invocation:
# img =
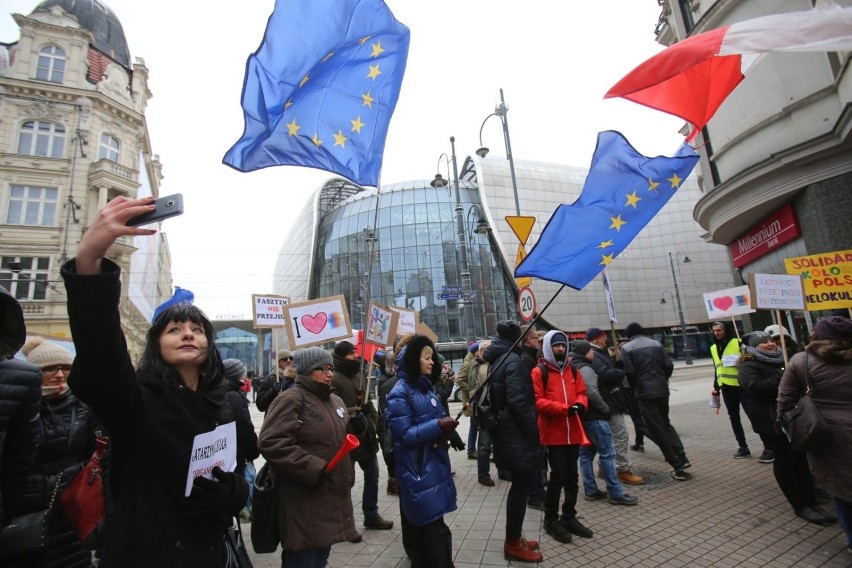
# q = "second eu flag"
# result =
<box><xmin>515</xmin><ymin>131</ymin><xmax>699</xmax><ymax>290</ymax></box>
<box><xmin>222</xmin><ymin>0</ymin><xmax>410</xmax><ymax>187</ymax></box>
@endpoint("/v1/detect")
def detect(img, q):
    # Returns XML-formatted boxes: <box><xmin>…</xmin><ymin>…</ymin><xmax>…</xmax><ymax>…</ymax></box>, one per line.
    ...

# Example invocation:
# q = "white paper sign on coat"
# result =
<box><xmin>185</xmin><ymin>421</ymin><xmax>237</xmax><ymax>497</ymax></box>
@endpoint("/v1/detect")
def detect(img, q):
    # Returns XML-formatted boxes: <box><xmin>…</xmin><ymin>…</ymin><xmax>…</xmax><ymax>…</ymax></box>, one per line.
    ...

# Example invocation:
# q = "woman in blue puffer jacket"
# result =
<box><xmin>386</xmin><ymin>334</ymin><xmax>457</xmax><ymax>568</ymax></box>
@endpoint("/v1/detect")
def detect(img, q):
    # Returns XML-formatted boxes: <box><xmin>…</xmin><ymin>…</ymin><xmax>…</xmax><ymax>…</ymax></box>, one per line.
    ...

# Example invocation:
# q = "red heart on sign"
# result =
<box><xmin>301</xmin><ymin>312</ymin><xmax>328</xmax><ymax>335</ymax></box>
<box><xmin>713</xmin><ymin>296</ymin><xmax>734</xmax><ymax>311</ymax></box>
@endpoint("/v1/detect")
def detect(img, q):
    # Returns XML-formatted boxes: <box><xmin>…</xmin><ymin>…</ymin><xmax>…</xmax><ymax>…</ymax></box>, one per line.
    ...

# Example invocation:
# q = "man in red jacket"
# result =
<box><xmin>531</xmin><ymin>330</ymin><xmax>592</xmax><ymax>544</ymax></box>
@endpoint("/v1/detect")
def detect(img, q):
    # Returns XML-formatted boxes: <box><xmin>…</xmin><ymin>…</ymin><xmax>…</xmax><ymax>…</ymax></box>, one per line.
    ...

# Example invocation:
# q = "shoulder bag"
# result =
<box><xmin>60</xmin><ymin>435</ymin><xmax>108</xmax><ymax>542</ymax></box>
<box><xmin>781</xmin><ymin>354</ymin><xmax>833</xmax><ymax>452</ymax></box>
<box><xmin>0</xmin><ymin>471</ymin><xmax>63</xmax><ymax>560</ymax></box>
<box><xmin>224</xmin><ymin>518</ymin><xmax>253</xmax><ymax>568</ymax></box>
<box><xmin>251</xmin><ymin>389</ymin><xmax>305</xmax><ymax>554</ymax></box>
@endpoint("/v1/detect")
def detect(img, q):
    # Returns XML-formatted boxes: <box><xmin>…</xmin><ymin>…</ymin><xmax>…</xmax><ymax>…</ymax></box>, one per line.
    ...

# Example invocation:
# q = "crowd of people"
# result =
<box><xmin>0</xmin><ymin>196</ymin><xmax>850</xmax><ymax>567</ymax></box>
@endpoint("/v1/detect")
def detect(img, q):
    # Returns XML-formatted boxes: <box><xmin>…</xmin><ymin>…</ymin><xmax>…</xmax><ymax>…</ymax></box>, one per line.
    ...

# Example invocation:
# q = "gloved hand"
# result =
<box><xmin>349</xmin><ymin>411</ymin><xmax>368</xmax><ymax>435</ymax></box>
<box><xmin>450</xmin><ymin>431</ymin><xmax>466</xmax><ymax>452</ymax></box>
<box><xmin>568</xmin><ymin>403</ymin><xmax>585</xmax><ymax>417</ymax></box>
<box><xmin>185</xmin><ymin>467</ymin><xmax>249</xmax><ymax>517</ymax></box>
<box><xmin>436</xmin><ymin>417</ymin><xmax>459</xmax><ymax>436</ymax></box>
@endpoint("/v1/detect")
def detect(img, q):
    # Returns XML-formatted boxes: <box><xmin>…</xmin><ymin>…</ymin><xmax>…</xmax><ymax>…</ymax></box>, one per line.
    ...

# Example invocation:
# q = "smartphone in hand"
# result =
<box><xmin>126</xmin><ymin>194</ymin><xmax>184</xmax><ymax>227</ymax></box>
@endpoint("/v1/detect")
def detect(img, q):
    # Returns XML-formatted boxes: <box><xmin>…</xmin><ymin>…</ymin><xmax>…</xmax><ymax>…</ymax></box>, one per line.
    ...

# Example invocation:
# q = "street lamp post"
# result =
<box><xmin>477</xmin><ymin>88</ymin><xmax>521</xmax><ymax>216</ymax></box>
<box><xmin>668</xmin><ymin>251</ymin><xmax>693</xmax><ymax>365</ymax></box>
<box><xmin>432</xmin><ymin>136</ymin><xmax>476</xmax><ymax>344</ymax></box>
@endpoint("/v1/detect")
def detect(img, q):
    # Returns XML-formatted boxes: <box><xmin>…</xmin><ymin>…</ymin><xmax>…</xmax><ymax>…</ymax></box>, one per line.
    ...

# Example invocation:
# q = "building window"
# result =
<box><xmin>35</xmin><ymin>45</ymin><xmax>66</xmax><ymax>83</ymax></box>
<box><xmin>98</xmin><ymin>133</ymin><xmax>120</xmax><ymax>161</ymax></box>
<box><xmin>18</xmin><ymin>121</ymin><xmax>66</xmax><ymax>158</ymax></box>
<box><xmin>5</xmin><ymin>185</ymin><xmax>59</xmax><ymax>226</ymax></box>
<box><xmin>0</xmin><ymin>256</ymin><xmax>51</xmax><ymax>300</ymax></box>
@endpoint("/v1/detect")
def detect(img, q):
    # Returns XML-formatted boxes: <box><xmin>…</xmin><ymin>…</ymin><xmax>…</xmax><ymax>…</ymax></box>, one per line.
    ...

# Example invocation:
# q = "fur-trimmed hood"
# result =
<box><xmin>396</xmin><ymin>334</ymin><xmax>441</xmax><ymax>386</ymax></box>
<box><xmin>806</xmin><ymin>338</ymin><xmax>852</xmax><ymax>364</ymax></box>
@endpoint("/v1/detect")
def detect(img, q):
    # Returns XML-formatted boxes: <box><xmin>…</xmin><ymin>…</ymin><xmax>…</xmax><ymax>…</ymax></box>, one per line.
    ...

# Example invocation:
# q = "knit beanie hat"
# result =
<box><xmin>333</xmin><ymin>340</ymin><xmax>357</xmax><ymax>358</ymax></box>
<box><xmin>21</xmin><ymin>337</ymin><xmax>73</xmax><ymax>368</ymax></box>
<box><xmin>496</xmin><ymin>320</ymin><xmax>522</xmax><ymax>342</ymax></box>
<box><xmin>625</xmin><ymin>322</ymin><xmax>644</xmax><ymax>338</ymax></box>
<box><xmin>572</xmin><ymin>340</ymin><xmax>593</xmax><ymax>356</ymax></box>
<box><xmin>813</xmin><ymin>316</ymin><xmax>852</xmax><ymax>340</ymax></box>
<box><xmin>222</xmin><ymin>358</ymin><xmax>246</xmax><ymax>381</ymax></box>
<box><xmin>747</xmin><ymin>331</ymin><xmax>772</xmax><ymax>348</ymax></box>
<box><xmin>294</xmin><ymin>347</ymin><xmax>333</xmax><ymax>375</ymax></box>
<box><xmin>550</xmin><ymin>332</ymin><xmax>568</xmax><ymax>347</ymax></box>
<box><xmin>468</xmin><ymin>342</ymin><xmax>480</xmax><ymax>354</ymax></box>
<box><xmin>585</xmin><ymin>327</ymin><xmax>606</xmax><ymax>341</ymax></box>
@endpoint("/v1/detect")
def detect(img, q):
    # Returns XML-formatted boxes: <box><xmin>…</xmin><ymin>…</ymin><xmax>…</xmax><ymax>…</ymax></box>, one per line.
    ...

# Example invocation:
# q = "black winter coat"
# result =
<box><xmin>63</xmin><ymin>259</ymin><xmax>239</xmax><ymax>568</ymax></box>
<box><xmin>0</xmin><ymin>287</ymin><xmax>43</xmax><ymax>524</ymax></box>
<box><xmin>13</xmin><ymin>392</ymin><xmax>98</xmax><ymax>568</ymax></box>
<box><xmin>0</xmin><ymin>358</ymin><xmax>42</xmax><ymax>524</ymax></box>
<box><xmin>738</xmin><ymin>356</ymin><xmax>784</xmax><ymax>436</ymax></box>
<box><xmin>483</xmin><ymin>336</ymin><xmax>541</xmax><ymax>472</ymax></box>
<box><xmin>590</xmin><ymin>345</ymin><xmax>628</xmax><ymax>414</ymax></box>
<box><xmin>224</xmin><ymin>380</ymin><xmax>259</xmax><ymax>475</ymax></box>
<box><xmin>621</xmin><ymin>335</ymin><xmax>673</xmax><ymax>399</ymax></box>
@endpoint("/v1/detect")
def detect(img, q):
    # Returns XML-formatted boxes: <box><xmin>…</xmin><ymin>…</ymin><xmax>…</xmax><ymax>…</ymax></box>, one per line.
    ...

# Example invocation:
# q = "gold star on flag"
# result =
<box><xmin>286</xmin><ymin>118</ymin><xmax>300</xmax><ymax>136</ymax></box>
<box><xmin>321</xmin><ymin>51</ymin><xmax>335</xmax><ymax>63</ymax></box>
<box><xmin>625</xmin><ymin>191</ymin><xmax>641</xmax><ymax>209</ymax></box>
<box><xmin>609</xmin><ymin>214</ymin><xmax>626</xmax><ymax>232</ymax></box>
<box><xmin>648</xmin><ymin>178</ymin><xmax>660</xmax><ymax>192</ymax></box>
<box><xmin>299</xmin><ymin>74</ymin><xmax>310</xmax><ymax>88</ymax></box>
<box><xmin>333</xmin><ymin>130</ymin><xmax>348</xmax><ymax>148</ymax></box>
<box><xmin>350</xmin><ymin>116</ymin><xmax>365</xmax><ymax>134</ymax></box>
<box><xmin>361</xmin><ymin>91</ymin><xmax>374</xmax><ymax>108</ymax></box>
<box><xmin>367</xmin><ymin>64</ymin><xmax>382</xmax><ymax>81</ymax></box>
<box><xmin>668</xmin><ymin>173</ymin><xmax>682</xmax><ymax>188</ymax></box>
<box><xmin>597</xmin><ymin>240</ymin><xmax>613</xmax><ymax>249</ymax></box>
<box><xmin>370</xmin><ymin>41</ymin><xmax>385</xmax><ymax>58</ymax></box>
<box><xmin>284</xmin><ymin>99</ymin><xmax>293</xmax><ymax>112</ymax></box>
<box><xmin>311</xmin><ymin>133</ymin><xmax>322</xmax><ymax>146</ymax></box>
<box><xmin>599</xmin><ymin>254</ymin><xmax>614</xmax><ymax>266</ymax></box>
<box><xmin>358</xmin><ymin>35</ymin><xmax>372</xmax><ymax>45</ymax></box>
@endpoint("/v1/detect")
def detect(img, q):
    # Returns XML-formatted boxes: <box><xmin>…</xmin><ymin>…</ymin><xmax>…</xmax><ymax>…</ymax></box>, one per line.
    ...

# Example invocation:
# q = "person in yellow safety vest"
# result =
<box><xmin>710</xmin><ymin>322</ymin><xmax>770</xmax><ymax>463</ymax></box>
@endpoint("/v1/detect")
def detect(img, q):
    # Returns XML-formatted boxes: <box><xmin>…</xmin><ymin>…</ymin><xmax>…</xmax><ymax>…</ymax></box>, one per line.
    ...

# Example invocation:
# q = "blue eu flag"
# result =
<box><xmin>515</xmin><ymin>131</ymin><xmax>699</xmax><ymax>290</ymax></box>
<box><xmin>222</xmin><ymin>0</ymin><xmax>410</xmax><ymax>187</ymax></box>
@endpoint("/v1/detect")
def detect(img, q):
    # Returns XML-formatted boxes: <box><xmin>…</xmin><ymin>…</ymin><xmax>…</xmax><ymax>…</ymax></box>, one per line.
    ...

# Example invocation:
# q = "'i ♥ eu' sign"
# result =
<box><xmin>282</xmin><ymin>295</ymin><xmax>353</xmax><ymax>349</ymax></box>
<box><xmin>702</xmin><ymin>285</ymin><xmax>755</xmax><ymax>318</ymax></box>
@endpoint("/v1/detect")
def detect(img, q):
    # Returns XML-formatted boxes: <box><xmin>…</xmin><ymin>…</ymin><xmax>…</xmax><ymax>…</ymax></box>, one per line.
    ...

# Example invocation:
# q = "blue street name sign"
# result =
<box><xmin>437</xmin><ymin>293</ymin><xmax>464</xmax><ymax>300</ymax></box>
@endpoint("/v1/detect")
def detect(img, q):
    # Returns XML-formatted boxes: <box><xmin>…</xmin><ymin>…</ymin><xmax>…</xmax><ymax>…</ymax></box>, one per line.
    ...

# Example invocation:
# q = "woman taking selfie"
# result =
<box><xmin>61</xmin><ymin>196</ymin><xmax>248</xmax><ymax>567</ymax></box>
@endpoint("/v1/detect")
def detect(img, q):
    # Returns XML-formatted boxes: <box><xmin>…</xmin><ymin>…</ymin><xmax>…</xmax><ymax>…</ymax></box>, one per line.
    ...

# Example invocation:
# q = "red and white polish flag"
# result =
<box><xmin>605</xmin><ymin>1</ymin><xmax>852</xmax><ymax>141</ymax></box>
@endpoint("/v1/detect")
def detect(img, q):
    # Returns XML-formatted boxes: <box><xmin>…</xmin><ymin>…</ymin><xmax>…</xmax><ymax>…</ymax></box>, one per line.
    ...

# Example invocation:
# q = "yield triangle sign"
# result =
<box><xmin>505</xmin><ymin>216</ymin><xmax>536</xmax><ymax>246</ymax></box>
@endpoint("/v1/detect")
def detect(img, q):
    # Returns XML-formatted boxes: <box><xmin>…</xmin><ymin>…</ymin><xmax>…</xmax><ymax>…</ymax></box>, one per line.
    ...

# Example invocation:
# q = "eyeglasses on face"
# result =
<box><xmin>43</xmin><ymin>364</ymin><xmax>72</xmax><ymax>374</ymax></box>
<box><xmin>313</xmin><ymin>365</ymin><xmax>334</xmax><ymax>374</ymax></box>
<box><xmin>281</xmin><ymin>356</ymin><xmax>294</xmax><ymax>361</ymax></box>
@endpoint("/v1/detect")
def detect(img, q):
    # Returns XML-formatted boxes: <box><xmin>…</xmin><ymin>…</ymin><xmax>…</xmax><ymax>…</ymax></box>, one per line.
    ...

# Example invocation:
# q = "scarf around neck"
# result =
<box><xmin>743</xmin><ymin>346</ymin><xmax>785</xmax><ymax>365</ymax></box>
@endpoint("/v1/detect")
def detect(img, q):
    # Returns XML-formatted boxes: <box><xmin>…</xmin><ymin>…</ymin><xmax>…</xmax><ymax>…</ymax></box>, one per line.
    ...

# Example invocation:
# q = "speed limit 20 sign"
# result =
<box><xmin>517</xmin><ymin>286</ymin><xmax>536</xmax><ymax>322</ymax></box>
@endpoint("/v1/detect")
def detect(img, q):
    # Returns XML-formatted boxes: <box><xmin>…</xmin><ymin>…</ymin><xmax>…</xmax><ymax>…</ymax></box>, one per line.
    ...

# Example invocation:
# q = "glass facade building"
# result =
<box><xmin>307</xmin><ymin>179</ymin><xmax>517</xmax><ymax>341</ymax></box>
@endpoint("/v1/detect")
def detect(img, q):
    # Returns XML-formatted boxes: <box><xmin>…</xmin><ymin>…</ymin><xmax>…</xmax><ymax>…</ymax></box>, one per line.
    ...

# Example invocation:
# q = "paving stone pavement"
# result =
<box><xmin>245</xmin><ymin>359</ymin><xmax>851</xmax><ymax>567</ymax></box>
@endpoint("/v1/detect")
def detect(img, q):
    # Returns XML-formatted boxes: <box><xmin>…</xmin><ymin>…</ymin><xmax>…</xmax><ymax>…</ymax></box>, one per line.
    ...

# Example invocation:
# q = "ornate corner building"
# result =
<box><xmin>0</xmin><ymin>0</ymin><xmax>173</xmax><ymax>359</ymax></box>
<box><xmin>656</xmin><ymin>0</ymin><xmax>852</xmax><ymax>333</ymax></box>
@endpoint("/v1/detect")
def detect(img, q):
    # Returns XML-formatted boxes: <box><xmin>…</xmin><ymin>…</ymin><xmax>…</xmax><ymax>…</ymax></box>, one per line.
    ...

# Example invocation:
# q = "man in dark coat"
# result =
<box><xmin>331</xmin><ymin>341</ymin><xmax>393</xmax><ymax>532</ymax></box>
<box><xmin>484</xmin><ymin>321</ymin><xmax>543</xmax><ymax>563</ymax></box>
<box><xmin>0</xmin><ymin>285</ymin><xmax>42</xmax><ymax>527</ymax></box>
<box><xmin>586</xmin><ymin>327</ymin><xmax>644</xmax><ymax>485</ymax></box>
<box><xmin>256</xmin><ymin>351</ymin><xmax>296</xmax><ymax>412</ymax></box>
<box><xmin>621</xmin><ymin>322</ymin><xmax>690</xmax><ymax>481</ymax></box>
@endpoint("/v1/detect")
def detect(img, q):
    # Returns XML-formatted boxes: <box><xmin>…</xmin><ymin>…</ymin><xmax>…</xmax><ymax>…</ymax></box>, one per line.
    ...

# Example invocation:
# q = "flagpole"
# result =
<box><xmin>357</xmin><ymin>179</ymin><xmax>383</xmax><ymax>407</ymax></box>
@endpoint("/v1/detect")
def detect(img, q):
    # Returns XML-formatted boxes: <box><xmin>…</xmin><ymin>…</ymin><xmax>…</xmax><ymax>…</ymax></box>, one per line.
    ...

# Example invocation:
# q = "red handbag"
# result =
<box><xmin>61</xmin><ymin>436</ymin><xmax>108</xmax><ymax>542</ymax></box>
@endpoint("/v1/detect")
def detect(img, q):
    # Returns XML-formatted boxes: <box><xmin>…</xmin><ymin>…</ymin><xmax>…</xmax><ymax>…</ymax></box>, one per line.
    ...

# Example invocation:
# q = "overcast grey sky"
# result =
<box><xmin>2</xmin><ymin>1</ymin><xmax>685</xmax><ymax>319</ymax></box>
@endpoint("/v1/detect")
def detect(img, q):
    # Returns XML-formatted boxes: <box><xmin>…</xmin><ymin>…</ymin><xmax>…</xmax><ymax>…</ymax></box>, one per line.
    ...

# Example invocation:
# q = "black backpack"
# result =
<box><xmin>470</xmin><ymin>377</ymin><xmax>501</xmax><ymax>430</ymax></box>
